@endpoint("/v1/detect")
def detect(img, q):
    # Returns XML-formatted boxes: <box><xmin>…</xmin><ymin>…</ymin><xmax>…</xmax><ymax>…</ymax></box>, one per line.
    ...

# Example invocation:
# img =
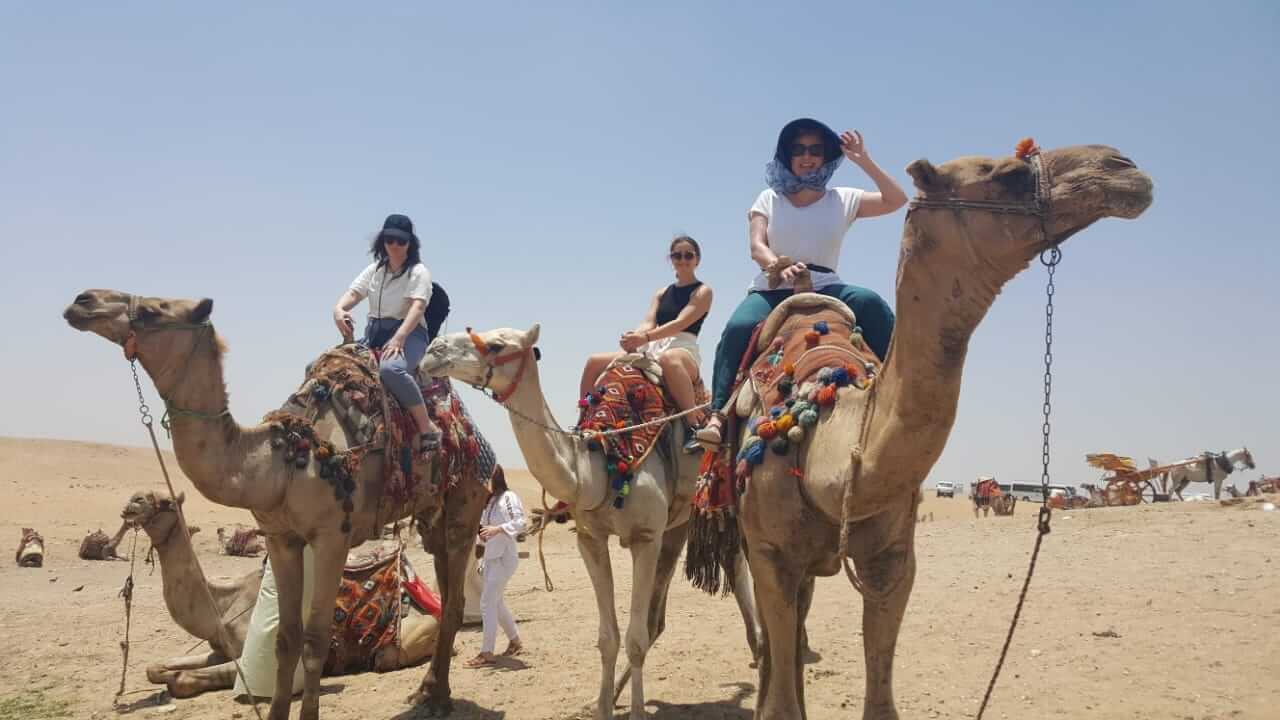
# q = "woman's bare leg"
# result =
<box><xmin>579</xmin><ymin>352</ymin><xmax>624</xmax><ymax>399</ymax></box>
<box><xmin>657</xmin><ymin>350</ymin><xmax>706</xmax><ymax>426</ymax></box>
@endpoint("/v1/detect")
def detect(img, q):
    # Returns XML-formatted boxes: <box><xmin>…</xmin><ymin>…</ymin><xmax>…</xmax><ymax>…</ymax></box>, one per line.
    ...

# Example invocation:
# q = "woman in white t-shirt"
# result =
<box><xmin>697</xmin><ymin>119</ymin><xmax>907</xmax><ymax>446</ymax></box>
<box><xmin>465</xmin><ymin>466</ymin><xmax>528</xmax><ymax>668</ymax></box>
<box><xmin>332</xmin><ymin>213</ymin><xmax>442</xmax><ymax>453</ymax></box>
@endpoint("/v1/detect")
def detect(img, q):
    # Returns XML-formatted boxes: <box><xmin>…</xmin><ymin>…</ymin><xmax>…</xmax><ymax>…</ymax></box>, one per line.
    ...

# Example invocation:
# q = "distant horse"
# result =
<box><xmin>1166</xmin><ymin>447</ymin><xmax>1256</xmax><ymax>500</ymax></box>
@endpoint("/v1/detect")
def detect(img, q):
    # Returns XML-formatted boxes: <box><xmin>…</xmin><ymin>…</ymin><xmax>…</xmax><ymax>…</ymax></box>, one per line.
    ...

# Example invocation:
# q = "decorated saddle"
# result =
<box><xmin>15</xmin><ymin>527</ymin><xmax>44</xmax><ymax>568</ymax></box>
<box><xmin>688</xmin><ymin>295</ymin><xmax>881</xmax><ymax>593</ymax></box>
<box><xmin>264</xmin><ymin>344</ymin><xmax>491</xmax><ymax>532</ymax></box>
<box><xmin>576</xmin><ymin>355</ymin><xmax>708</xmax><ymax>509</ymax></box>
<box><xmin>325</xmin><ymin>546</ymin><xmax>442</xmax><ymax>675</ymax></box>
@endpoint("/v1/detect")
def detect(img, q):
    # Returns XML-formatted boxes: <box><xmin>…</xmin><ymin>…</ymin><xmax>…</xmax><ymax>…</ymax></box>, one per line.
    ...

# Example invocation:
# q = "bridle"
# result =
<box><xmin>907</xmin><ymin>149</ymin><xmax>1056</xmax><ymax>252</ymax></box>
<box><xmin>121</xmin><ymin>294</ymin><xmax>230</xmax><ymax>423</ymax></box>
<box><xmin>466</xmin><ymin>327</ymin><xmax>533</xmax><ymax>404</ymax></box>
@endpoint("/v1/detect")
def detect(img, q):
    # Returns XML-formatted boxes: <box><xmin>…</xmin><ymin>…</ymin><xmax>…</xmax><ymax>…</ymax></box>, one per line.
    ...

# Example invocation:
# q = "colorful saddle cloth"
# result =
<box><xmin>265</xmin><ymin>345</ymin><xmax>490</xmax><ymax>530</ymax></box>
<box><xmin>688</xmin><ymin>298</ymin><xmax>880</xmax><ymax>594</ymax></box>
<box><xmin>325</xmin><ymin>548</ymin><xmax>441</xmax><ymax>675</ymax></box>
<box><xmin>576</xmin><ymin>357</ymin><xmax>708</xmax><ymax>509</ymax></box>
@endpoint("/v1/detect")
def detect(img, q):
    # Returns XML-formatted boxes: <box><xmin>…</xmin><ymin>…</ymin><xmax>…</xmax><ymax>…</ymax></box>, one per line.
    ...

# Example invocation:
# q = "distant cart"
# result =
<box><xmin>1084</xmin><ymin>453</ymin><xmax>1202</xmax><ymax>505</ymax></box>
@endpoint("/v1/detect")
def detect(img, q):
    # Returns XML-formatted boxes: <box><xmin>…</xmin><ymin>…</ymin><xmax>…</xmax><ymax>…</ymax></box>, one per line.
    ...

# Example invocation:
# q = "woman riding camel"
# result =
<box><xmin>332</xmin><ymin>213</ymin><xmax>443</xmax><ymax>456</ymax></box>
<box><xmin>578</xmin><ymin>235</ymin><xmax>714</xmax><ymax>452</ymax></box>
<box><xmin>697</xmin><ymin>118</ymin><xmax>907</xmax><ymax>447</ymax></box>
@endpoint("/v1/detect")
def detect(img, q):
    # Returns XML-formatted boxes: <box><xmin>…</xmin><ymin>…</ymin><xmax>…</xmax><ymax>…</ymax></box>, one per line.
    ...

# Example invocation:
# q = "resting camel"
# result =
<box><xmin>419</xmin><ymin>339</ymin><xmax>761</xmax><ymax>720</ymax></box>
<box><xmin>64</xmin><ymin>294</ymin><xmax>488</xmax><ymax>720</ymax></box>
<box><xmin>706</xmin><ymin>143</ymin><xmax>1152</xmax><ymax>719</ymax></box>
<box><xmin>119</xmin><ymin>489</ymin><xmax>449</xmax><ymax>698</ymax></box>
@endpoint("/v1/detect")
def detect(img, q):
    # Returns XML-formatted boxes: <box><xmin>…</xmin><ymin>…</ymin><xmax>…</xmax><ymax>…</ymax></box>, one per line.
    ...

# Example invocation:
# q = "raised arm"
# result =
<box><xmin>840</xmin><ymin>130</ymin><xmax>908</xmax><ymax>218</ymax></box>
<box><xmin>333</xmin><ymin>289</ymin><xmax>364</xmax><ymax>341</ymax></box>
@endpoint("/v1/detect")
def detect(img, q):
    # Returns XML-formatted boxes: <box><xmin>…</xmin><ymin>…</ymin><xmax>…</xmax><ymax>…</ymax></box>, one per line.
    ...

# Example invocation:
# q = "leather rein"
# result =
<box><xmin>907</xmin><ymin>150</ymin><xmax>1055</xmax><ymax>250</ymax></box>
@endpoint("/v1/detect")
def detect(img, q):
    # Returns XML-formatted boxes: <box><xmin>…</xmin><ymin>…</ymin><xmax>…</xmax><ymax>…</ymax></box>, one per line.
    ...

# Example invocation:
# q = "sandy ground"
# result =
<box><xmin>1</xmin><ymin>436</ymin><xmax>1277</xmax><ymax>719</ymax></box>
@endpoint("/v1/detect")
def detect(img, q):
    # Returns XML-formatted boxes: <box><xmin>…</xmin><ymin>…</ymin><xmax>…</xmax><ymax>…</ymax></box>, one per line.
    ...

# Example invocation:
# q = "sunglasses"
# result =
<box><xmin>789</xmin><ymin>143</ymin><xmax>826</xmax><ymax>158</ymax></box>
<box><xmin>382</xmin><ymin>236</ymin><xmax>410</xmax><ymax>247</ymax></box>
<box><xmin>669</xmin><ymin>251</ymin><xmax>698</xmax><ymax>261</ymax></box>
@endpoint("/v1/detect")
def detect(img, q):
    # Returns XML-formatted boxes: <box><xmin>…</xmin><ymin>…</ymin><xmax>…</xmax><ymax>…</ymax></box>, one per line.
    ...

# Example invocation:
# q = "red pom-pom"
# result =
<box><xmin>617</xmin><ymin>460</ymin><xmax>630</xmax><ymax>474</ymax></box>
<box><xmin>578</xmin><ymin>398</ymin><xmax>589</xmax><ymax>409</ymax></box>
<box><xmin>804</xmin><ymin>331</ymin><xmax>820</xmax><ymax>347</ymax></box>
<box><xmin>1015</xmin><ymin>137</ymin><xmax>1037</xmax><ymax>160</ymax></box>
<box><xmin>817</xmin><ymin>385</ymin><xmax>837</xmax><ymax>407</ymax></box>
<box><xmin>783</xmin><ymin>362</ymin><xmax>796</xmax><ymax>376</ymax></box>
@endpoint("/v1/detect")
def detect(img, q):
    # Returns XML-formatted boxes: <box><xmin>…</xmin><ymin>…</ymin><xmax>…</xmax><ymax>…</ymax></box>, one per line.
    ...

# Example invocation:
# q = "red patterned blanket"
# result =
<box><xmin>325</xmin><ymin>549</ymin><xmax>441</xmax><ymax>675</ymax></box>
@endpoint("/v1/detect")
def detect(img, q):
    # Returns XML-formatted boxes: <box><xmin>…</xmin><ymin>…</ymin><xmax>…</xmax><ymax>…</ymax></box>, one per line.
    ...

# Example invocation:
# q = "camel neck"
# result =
<box><xmin>502</xmin><ymin>363</ymin><xmax>582</xmax><ymax>504</ymax></box>
<box><xmin>141</xmin><ymin>327</ymin><xmax>281</xmax><ymax>512</ymax></box>
<box><xmin>149</xmin><ymin>520</ymin><xmax>224</xmax><ymax>642</ymax></box>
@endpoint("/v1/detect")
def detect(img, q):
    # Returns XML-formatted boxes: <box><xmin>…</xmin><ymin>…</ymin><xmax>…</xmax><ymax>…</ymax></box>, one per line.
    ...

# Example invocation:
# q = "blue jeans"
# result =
<box><xmin>709</xmin><ymin>284</ymin><xmax>894</xmax><ymax>410</ymax></box>
<box><xmin>363</xmin><ymin>318</ymin><xmax>429</xmax><ymax>409</ymax></box>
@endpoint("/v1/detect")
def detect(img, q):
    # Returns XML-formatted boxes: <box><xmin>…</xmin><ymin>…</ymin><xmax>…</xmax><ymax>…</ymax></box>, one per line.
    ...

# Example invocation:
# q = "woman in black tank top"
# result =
<box><xmin>578</xmin><ymin>236</ymin><xmax>715</xmax><ymax>453</ymax></box>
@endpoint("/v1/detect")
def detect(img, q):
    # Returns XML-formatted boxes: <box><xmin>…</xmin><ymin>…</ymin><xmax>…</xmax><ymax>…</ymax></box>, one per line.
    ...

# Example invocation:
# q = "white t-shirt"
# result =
<box><xmin>747</xmin><ymin>187</ymin><xmax>864</xmax><ymax>291</ymax></box>
<box><xmin>349</xmin><ymin>262</ymin><xmax>432</xmax><ymax>328</ymax></box>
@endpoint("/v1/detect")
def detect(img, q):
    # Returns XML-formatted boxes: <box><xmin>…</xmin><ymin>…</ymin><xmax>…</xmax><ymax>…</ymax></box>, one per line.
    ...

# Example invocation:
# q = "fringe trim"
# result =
<box><xmin>684</xmin><ymin>509</ymin><xmax>740</xmax><ymax>597</ymax></box>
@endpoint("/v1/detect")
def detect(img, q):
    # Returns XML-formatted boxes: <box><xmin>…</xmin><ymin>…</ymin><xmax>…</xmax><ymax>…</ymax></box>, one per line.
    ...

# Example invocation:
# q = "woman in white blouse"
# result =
<box><xmin>698</xmin><ymin>119</ymin><xmax>907</xmax><ymax>446</ymax></box>
<box><xmin>466</xmin><ymin>467</ymin><xmax>528</xmax><ymax>667</ymax></box>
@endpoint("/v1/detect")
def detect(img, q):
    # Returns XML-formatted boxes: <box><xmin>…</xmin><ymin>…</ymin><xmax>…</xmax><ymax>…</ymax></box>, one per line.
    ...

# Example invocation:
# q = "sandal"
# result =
<box><xmin>501</xmin><ymin>640</ymin><xmax>523</xmax><ymax>657</ymax></box>
<box><xmin>694</xmin><ymin>414</ymin><xmax>724</xmax><ymax>448</ymax></box>
<box><xmin>464</xmin><ymin>653</ymin><xmax>496</xmax><ymax>668</ymax></box>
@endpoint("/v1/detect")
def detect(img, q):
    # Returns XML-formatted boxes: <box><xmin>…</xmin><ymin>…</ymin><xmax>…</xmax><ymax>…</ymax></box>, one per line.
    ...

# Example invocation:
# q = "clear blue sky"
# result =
<box><xmin>2</xmin><ymin>2</ymin><xmax>1276</xmax><ymax>493</ymax></box>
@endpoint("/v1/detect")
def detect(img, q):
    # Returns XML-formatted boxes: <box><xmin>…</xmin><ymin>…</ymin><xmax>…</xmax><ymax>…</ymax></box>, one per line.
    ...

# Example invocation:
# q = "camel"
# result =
<box><xmin>64</xmin><ymin>292</ymin><xmax>489</xmax><ymax>720</ymax></box>
<box><xmin>418</xmin><ymin>337</ymin><xmax>762</xmax><ymax>719</ymax></box>
<box><xmin>79</xmin><ymin>523</ymin><xmax>132</xmax><ymax>560</ymax></box>
<box><xmin>1165</xmin><ymin>447</ymin><xmax>1256</xmax><ymax>500</ymax></box>
<box><xmin>703</xmin><ymin>143</ymin><xmax>1152</xmax><ymax>719</ymax></box>
<box><xmin>120</xmin><ymin>489</ymin><xmax>448</xmax><ymax>698</ymax></box>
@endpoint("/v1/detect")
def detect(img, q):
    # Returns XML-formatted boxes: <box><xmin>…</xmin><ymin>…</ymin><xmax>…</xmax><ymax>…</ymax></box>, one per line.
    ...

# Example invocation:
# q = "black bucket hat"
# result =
<box><xmin>774</xmin><ymin>118</ymin><xmax>842</xmax><ymax>165</ymax></box>
<box><xmin>377</xmin><ymin>213</ymin><xmax>418</xmax><ymax>244</ymax></box>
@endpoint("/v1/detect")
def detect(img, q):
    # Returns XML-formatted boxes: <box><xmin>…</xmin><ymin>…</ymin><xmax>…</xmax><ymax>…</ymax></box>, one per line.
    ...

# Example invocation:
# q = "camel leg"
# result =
<box><xmin>797</xmin><ymin>576</ymin><xmax>817</xmax><ymax>663</ymax></box>
<box><xmin>146</xmin><ymin>649</ymin><xmax>226</xmax><ymax>684</ymax></box>
<box><xmin>850</xmin><ymin>506</ymin><xmax>917</xmax><ymax>720</ymax></box>
<box><xmin>612</xmin><ymin>522</ymin><xmax>690</xmax><ymax>706</ymax></box>
<box><xmin>264</xmin><ymin>536</ymin><xmax>305</xmax><ymax>720</ymax></box>
<box><xmin>296</xmin><ymin>536</ymin><xmax>347</xmax><ymax>720</ymax></box>
<box><xmin>746</xmin><ymin>543</ymin><xmax>806</xmax><ymax>720</ymax></box>
<box><xmin>622</xmin><ymin>538</ymin><xmax>662</xmax><ymax>720</ymax></box>
<box><xmin>577</xmin><ymin>531</ymin><xmax>620</xmax><ymax>720</ymax></box>
<box><xmin>167</xmin><ymin>659</ymin><xmax>238</xmax><ymax>699</ymax></box>
<box><xmin>731</xmin><ymin>546</ymin><xmax>764</xmax><ymax>667</ymax></box>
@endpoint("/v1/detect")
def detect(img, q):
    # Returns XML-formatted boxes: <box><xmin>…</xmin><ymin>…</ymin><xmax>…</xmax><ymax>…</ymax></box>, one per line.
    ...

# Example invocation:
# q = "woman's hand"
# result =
<box><xmin>333</xmin><ymin>308</ymin><xmax>355</xmax><ymax>340</ymax></box>
<box><xmin>479</xmin><ymin>526</ymin><xmax>503</xmax><ymax>540</ymax></box>
<box><xmin>779</xmin><ymin>261</ymin><xmax>808</xmax><ymax>284</ymax></box>
<box><xmin>840</xmin><ymin>130</ymin><xmax>870</xmax><ymax>166</ymax></box>
<box><xmin>620</xmin><ymin>330</ymin><xmax>648</xmax><ymax>352</ymax></box>
<box><xmin>382</xmin><ymin>334</ymin><xmax>406</xmax><ymax>359</ymax></box>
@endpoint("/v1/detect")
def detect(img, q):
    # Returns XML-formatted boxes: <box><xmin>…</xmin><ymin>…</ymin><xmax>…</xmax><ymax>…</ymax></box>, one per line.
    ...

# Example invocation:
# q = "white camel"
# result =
<box><xmin>420</xmin><ymin>327</ymin><xmax>760</xmax><ymax>720</ymax></box>
<box><xmin>1166</xmin><ymin>447</ymin><xmax>1256</xmax><ymax>499</ymax></box>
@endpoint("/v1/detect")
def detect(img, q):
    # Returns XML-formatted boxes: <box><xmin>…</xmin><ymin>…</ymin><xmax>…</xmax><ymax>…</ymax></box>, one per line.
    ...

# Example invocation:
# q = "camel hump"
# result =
<box><xmin>756</xmin><ymin>294</ymin><xmax>856</xmax><ymax>353</ymax></box>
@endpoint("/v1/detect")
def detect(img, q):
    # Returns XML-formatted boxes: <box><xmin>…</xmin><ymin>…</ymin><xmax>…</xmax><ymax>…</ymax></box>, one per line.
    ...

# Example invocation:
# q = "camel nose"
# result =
<box><xmin>1105</xmin><ymin>155</ymin><xmax>1137</xmax><ymax>170</ymax></box>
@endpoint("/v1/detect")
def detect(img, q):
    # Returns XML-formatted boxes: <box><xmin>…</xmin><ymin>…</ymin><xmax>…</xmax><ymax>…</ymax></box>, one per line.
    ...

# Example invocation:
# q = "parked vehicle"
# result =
<box><xmin>935</xmin><ymin>481</ymin><xmax>955</xmax><ymax>498</ymax></box>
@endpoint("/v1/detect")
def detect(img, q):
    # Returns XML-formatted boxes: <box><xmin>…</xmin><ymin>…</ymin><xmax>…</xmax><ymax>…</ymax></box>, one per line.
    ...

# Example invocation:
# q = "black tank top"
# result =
<box><xmin>655</xmin><ymin>282</ymin><xmax>706</xmax><ymax>336</ymax></box>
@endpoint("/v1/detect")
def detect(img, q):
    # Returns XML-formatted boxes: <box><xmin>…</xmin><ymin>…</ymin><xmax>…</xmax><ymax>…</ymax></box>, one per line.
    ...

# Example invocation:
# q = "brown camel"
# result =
<box><xmin>64</xmin><ymin>294</ymin><xmax>488</xmax><ymax>720</ymax></box>
<box><xmin>724</xmin><ymin>144</ymin><xmax>1152</xmax><ymax>719</ymax></box>
<box><xmin>121</xmin><ymin>489</ymin><xmax>447</xmax><ymax>699</ymax></box>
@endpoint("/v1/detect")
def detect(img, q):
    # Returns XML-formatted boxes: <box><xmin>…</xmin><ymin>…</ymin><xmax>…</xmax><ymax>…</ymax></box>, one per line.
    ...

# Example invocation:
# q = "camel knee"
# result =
<box><xmin>146</xmin><ymin>664</ymin><xmax>175</xmax><ymax>684</ymax></box>
<box><xmin>597</xmin><ymin>627</ymin><xmax>620</xmax><ymax>659</ymax></box>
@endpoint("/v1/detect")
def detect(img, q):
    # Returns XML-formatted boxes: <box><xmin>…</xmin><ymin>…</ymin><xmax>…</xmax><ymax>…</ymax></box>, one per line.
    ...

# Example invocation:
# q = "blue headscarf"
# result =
<box><xmin>764</xmin><ymin>118</ymin><xmax>843</xmax><ymax>195</ymax></box>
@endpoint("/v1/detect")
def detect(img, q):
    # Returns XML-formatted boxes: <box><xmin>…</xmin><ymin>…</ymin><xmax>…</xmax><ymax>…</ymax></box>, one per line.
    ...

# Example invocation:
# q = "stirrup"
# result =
<box><xmin>694</xmin><ymin>414</ymin><xmax>724</xmax><ymax>448</ymax></box>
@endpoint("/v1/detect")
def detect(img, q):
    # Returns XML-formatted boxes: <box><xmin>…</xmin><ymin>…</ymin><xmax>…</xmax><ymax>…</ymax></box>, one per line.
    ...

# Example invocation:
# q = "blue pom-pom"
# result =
<box><xmin>813</xmin><ymin>320</ymin><xmax>830</xmax><ymax>335</ymax></box>
<box><xmin>831</xmin><ymin>367</ymin><xmax>850</xmax><ymax>387</ymax></box>
<box><xmin>770</xmin><ymin>436</ymin><xmax>790</xmax><ymax>455</ymax></box>
<box><xmin>744</xmin><ymin>440</ymin><xmax>767</xmax><ymax>466</ymax></box>
<box><xmin>854</xmin><ymin>326</ymin><xmax>863</xmax><ymax>335</ymax></box>
<box><xmin>769</xmin><ymin>406</ymin><xmax>783</xmax><ymax>419</ymax></box>
<box><xmin>611</xmin><ymin>474</ymin><xmax>625</xmax><ymax>490</ymax></box>
<box><xmin>748</xmin><ymin>417</ymin><xmax>761</xmax><ymax>435</ymax></box>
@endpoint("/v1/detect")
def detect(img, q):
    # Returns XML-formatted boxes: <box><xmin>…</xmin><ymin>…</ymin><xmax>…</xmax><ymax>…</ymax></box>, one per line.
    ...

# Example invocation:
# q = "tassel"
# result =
<box><xmin>743</xmin><ymin>440</ymin><xmax>767</xmax><ymax>465</ymax></box>
<box><xmin>757</xmin><ymin>420</ymin><xmax>778</xmax><ymax>440</ymax></box>
<box><xmin>775</xmin><ymin>414</ymin><xmax>795</xmax><ymax>433</ymax></box>
<box><xmin>817</xmin><ymin>385</ymin><xmax>837</xmax><ymax>407</ymax></box>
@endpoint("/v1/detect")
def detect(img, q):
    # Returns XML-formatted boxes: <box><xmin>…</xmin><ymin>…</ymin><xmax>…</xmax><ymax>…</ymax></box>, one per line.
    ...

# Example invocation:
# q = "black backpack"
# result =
<box><xmin>425</xmin><ymin>282</ymin><xmax>450</xmax><ymax>341</ymax></box>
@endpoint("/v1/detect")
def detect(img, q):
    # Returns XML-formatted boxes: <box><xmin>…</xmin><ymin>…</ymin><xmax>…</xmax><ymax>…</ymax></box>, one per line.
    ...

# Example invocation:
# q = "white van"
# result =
<box><xmin>935</xmin><ymin>481</ymin><xmax>955</xmax><ymax>498</ymax></box>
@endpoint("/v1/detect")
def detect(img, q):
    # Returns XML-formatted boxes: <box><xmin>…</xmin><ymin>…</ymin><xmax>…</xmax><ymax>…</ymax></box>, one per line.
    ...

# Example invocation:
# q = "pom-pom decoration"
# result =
<box><xmin>817</xmin><ymin>385</ymin><xmax>838</xmax><ymax>407</ymax></box>
<box><xmin>1015</xmin><ymin>137</ymin><xmax>1038</xmax><ymax>160</ymax></box>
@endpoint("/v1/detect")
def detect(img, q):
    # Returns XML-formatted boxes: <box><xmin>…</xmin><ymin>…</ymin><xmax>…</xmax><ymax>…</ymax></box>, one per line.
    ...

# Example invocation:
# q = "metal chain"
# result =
<box><xmin>130</xmin><ymin>361</ymin><xmax>153</xmax><ymax>428</ymax></box>
<box><xmin>976</xmin><ymin>246</ymin><xmax>1059</xmax><ymax>719</ymax></box>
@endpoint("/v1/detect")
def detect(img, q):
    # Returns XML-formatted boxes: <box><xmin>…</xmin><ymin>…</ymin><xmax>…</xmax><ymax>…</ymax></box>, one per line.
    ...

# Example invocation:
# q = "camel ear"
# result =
<box><xmin>993</xmin><ymin>160</ymin><xmax>1033</xmax><ymax>193</ymax></box>
<box><xmin>189</xmin><ymin>298</ymin><xmax>213</xmax><ymax>324</ymax></box>
<box><xmin>906</xmin><ymin>159</ymin><xmax>943</xmax><ymax>193</ymax></box>
<box><xmin>523</xmin><ymin>323</ymin><xmax>541</xmax><ymax>348</ymax></box>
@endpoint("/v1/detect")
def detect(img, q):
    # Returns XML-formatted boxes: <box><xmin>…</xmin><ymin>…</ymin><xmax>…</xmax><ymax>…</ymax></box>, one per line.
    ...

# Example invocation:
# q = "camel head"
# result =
<box><xmin>121</xmin><ymin>490</ymin><xmax>186</xmax><ymax>542</ymax></box>
<box><xmin>905</xmin><ymin>144</ymin><xmax>1153</xmax><ymax>280</ymax></box>
<box><xmin>421</xmin><ymin>324</ymin><xmax>542</xmax><ymax>396</ymax></box>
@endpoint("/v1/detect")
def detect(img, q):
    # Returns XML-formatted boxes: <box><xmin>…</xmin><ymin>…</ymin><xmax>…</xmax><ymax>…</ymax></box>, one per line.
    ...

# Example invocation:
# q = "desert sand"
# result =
<box><xmin>1</xmin><ymin>436</ymin><xmax>1276</xmax><ymax>719</ymax></box>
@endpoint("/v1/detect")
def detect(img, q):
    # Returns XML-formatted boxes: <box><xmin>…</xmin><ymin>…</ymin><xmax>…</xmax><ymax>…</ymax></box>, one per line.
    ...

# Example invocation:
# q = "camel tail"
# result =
<box><xmin>684</xmin><ymin>510</ymin><xmax>740</xmax><ymax>596</ymax></box>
